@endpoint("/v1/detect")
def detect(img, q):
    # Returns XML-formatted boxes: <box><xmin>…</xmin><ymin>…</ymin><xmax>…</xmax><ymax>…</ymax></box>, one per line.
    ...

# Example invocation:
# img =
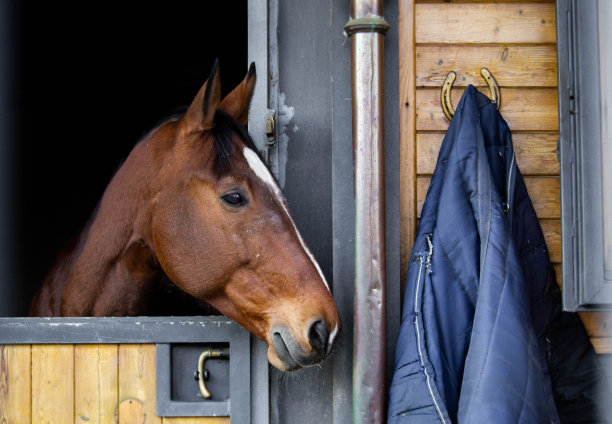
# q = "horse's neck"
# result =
<box><xmin>59</xmin><ymin>142</ymin><xmax>162</xmax><ymax>316</ymax></box>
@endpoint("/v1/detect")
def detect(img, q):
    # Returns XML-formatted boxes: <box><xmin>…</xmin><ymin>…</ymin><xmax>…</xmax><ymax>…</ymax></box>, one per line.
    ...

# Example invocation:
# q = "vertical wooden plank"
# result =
<box><xmin>75</xmin><ymin>344</ymin><xmax>118</xmax><ymax>424</ymax></box>
<box><xmin>31</xmin><ymin>344</ymin><xmax>74</xmax><ymax>424</ymax></box>
<box><xmin>0</xmin><ymin>345</ymin><xmax>31</xmax><ymax>423</ymax></box>
<box><xmin>399</xmin><ymin>0</ymin><xmax>417</xmax><ymax>287</ymax></box>
<box><xmin>118</xmin><ymin>344</ymin><xmax>161</xmax><ymax>424</ymax></box>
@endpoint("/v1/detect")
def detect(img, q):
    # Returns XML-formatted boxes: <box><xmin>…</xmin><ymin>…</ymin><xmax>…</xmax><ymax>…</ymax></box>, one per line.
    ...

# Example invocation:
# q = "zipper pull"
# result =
<box><xmin>425</xmin><ymin>233</ymin><xmax>434</xmax><ymax>274</ymax></box>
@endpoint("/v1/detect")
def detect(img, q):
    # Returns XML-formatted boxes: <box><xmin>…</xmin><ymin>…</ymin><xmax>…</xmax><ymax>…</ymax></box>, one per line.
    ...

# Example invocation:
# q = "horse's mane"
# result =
<box><xmin>210</xmin><ymin>109</ymin><xmax>260</xmax><ymax>176</ymax></box>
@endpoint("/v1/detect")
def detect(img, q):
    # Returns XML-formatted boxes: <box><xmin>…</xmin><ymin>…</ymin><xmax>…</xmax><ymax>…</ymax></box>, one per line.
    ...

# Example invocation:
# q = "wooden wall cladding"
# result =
<box><xmin>0</xmin><ymin>344</ymin><xmax>229</xmax><ymax>424</ymax></box>
<box><xmin>399</xmin><ymin>0</ymin><xmax>610</xmax><ymax>354</ymax></box>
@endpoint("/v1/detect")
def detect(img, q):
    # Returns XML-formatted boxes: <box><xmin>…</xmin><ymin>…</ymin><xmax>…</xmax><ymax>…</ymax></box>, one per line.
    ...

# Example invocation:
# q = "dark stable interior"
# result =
<box><xmin>7</xmin><ymin>1</ymin><xmax>247</xmax><ymax>316</ymax></box>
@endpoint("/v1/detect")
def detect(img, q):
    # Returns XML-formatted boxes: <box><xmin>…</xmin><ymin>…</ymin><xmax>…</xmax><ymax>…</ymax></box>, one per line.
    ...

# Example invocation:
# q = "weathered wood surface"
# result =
<box><xmin>32</xmin><ymin>344</ymin><xmax>74</xmax><ymax>424</ymax></box>
<box><xmin>399</xmin><ymin>0</ymin><xmax>418</xmax><ymax>284</ymax></box>
<box><xmin>118</xmin><ymin>344</ymin><xmax>161</xmax><ymax>424</ymax></box>
<box><xmin>416</xmin><ymin>87</ymin><xmax>559</xmax><ymax>131</ymax></box>
<box><xmin>416</xmin><ymin>45</ymin><xmax>558</xmax><ymax>88</ymax></box>
<box><xmin>415</xmin><ymin>3</ymin><xmax>556</xmax><ymax>44</ymax></box>
<box><xmin>75</xmin><ymin>344</ymin><xmax>118</xmax><ymax>424</ymax></box>
<box><xmin>0</xmin><ymin>345</ymin><xmax>31</xmax><ymax>424</ymax></box>
<box><xmin>417</xmin><ymin>132</ymin><xmax>560</xmax><ymax>175</ymax></box>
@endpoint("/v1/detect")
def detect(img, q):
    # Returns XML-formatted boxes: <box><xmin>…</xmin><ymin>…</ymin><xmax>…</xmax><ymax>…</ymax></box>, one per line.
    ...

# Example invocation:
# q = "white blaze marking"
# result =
<box><xmin>329</xmin><ymin>323</ymin><xmax>339</xmax><ymax>346</ymax></box>
<box><xmin>243</xmin><ymin>147</ymin><xmax>330</xmax><ymax>291</ymax></box>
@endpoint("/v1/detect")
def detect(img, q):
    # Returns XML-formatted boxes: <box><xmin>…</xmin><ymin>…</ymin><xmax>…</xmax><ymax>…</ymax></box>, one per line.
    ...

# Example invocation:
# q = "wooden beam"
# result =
<box><xmin>0</xmin><ymin>345</ymin><xmax>31</xmax><ymax>423</ymax></box>
<box><xmin>415</xmin><ymin>3</ymin><xmax>556</xmax><ymax>44</ymax></box>
<box><xmin>399</xmin><ymin>0</ymin><xmax>417</xmax><ymax>286</ymax></box>
<box><xmin>416</xmin><ymin>87</ymin><xmax>559</xmax><ymax>131</ymax></box>
<box><xmin>417</xmin><ymin>132</ymin><xmax>560</xmax><ymax>175</ymax></box>
<box><xmin>118</xmin><ymin>344</ymin><xmax>161</xmax><ymax>424</ymax></box>
<box><xmin>416</xmin><ymin>45</ymin><xmax>558</xmax><ymax>88</ymax></box>
<box><xmin>75</xmin><ymin>344</ymin><xmax>118</xmax><ymax>424</ymax></box>
<box><xmin>32</xmin><ymin>345</ymin><xmax>74</xmax><ymax>423</ymax></box>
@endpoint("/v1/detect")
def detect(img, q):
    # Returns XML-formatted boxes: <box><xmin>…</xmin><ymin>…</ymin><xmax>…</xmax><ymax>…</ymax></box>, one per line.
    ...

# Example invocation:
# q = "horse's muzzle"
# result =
<box><xmin>270</xmin><ymin>321</ymin><xmax>335</xmax><ymax>371</ymax></box>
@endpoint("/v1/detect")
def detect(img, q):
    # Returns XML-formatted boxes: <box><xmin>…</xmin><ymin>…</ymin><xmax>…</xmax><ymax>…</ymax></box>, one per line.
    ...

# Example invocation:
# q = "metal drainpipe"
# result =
<box><xmin>344</xmin><ymin>2</ymin><xmax>390</xmax><ymax>423</ymax></box>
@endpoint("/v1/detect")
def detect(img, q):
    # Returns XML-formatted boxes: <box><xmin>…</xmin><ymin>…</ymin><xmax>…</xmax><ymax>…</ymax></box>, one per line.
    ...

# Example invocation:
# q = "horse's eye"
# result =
<box><xmin>221</xmin><ymin>192</ymin><xmax>247</xmax><ymax>207</ymax></box>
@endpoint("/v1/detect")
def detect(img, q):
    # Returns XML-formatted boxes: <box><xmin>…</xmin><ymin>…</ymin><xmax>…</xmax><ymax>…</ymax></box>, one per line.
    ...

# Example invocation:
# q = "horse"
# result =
<box><xmin>29</xmin><ymin>60</ymin><xmax>340</xmax><ymax>371</ymax></box>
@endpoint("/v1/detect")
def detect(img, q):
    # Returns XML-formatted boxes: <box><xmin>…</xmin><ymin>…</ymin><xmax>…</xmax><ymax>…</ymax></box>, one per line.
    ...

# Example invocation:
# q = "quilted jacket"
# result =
<box><xmin>388</xmin><ymin>86</ymin><xmax>607</xmax><ymax>423</ymax></box>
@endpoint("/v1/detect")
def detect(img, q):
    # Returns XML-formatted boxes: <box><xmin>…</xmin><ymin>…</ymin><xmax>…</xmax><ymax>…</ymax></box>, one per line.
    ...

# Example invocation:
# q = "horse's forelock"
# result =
<box><xmin>210</xmin><ymin>110</ymin><xmax>260</xmax><ymax>177</ymax></box>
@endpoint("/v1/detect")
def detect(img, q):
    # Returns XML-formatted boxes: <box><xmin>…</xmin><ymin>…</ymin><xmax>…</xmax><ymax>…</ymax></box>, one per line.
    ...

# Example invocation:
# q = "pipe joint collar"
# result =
<box><xmin>344</xmin><ymin>16</ymin><xmax>390</xmax><ymax>36</ymax></box>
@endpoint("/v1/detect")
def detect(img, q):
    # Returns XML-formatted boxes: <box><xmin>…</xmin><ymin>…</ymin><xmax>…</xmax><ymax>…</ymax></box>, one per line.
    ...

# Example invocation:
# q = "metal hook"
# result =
<box><xmin>441</xmin><ymin>67</ymin><xmax>501</xmax><ymax>121</ymax></box>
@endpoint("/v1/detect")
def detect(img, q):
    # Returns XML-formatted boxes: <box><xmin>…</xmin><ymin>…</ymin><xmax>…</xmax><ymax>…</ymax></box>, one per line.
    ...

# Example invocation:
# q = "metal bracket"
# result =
<box><xmin>441</xmin><ymin>67</ymin><xmax>501</xmax><ymax>121</ymax></box>
<box><xmin>265</xmin><ymin>110</ymin><xmax>276</xmax><ymax>144</ymax></box>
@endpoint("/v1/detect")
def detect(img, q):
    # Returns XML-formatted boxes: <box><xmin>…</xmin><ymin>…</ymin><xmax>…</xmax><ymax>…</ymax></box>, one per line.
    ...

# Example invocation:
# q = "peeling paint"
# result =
<box><xmin>276</xmin><ymin>91</ymin><xmax>295</xmax><ymax>188</ymax></box>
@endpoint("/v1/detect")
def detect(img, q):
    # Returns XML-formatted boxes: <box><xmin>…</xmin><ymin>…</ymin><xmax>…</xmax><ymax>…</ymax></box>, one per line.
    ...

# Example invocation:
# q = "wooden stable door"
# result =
<box><xmin>0</xmin><ymin>344</ymin><xmax>229</xmax><ymax>424</ymax></box>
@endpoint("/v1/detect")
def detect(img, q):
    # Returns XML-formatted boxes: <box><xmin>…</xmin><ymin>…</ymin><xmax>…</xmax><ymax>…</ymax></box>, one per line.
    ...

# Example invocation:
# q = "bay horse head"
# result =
<box><xmin>30</xmin><ymin>61</ymin><xmax>340</xmax><ymax>371</ymax></box>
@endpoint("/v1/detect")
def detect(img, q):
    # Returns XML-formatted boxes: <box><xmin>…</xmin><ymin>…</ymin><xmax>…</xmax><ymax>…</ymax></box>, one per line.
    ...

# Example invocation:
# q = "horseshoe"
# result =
<box><xmin>441</xmin><ymin>67</ymin><xmax>501</xmax><ymax>121</ymax></box>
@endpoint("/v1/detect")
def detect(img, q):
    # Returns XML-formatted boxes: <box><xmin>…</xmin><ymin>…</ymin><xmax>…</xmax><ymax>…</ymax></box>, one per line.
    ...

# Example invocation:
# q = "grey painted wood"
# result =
<box><xmin>558</xmin><ymin>0</ymin><xmax>612</xmax><ymax>310</ymax></box>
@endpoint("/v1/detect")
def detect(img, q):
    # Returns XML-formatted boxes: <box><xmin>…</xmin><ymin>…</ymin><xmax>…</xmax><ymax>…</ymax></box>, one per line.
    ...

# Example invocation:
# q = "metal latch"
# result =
<box><xmin>195</xmin><ymin>348</ymin><xmax>230</xmax><ymax>399</ymax></box>
<box><xmin>265</xmin><ymin>111</ymin><xmax>276</xmax><ymax>143</ymax></box>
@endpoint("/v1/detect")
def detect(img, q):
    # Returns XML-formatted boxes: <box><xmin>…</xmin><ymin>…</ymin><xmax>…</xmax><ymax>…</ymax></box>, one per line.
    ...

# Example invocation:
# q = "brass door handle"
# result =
<box><xmin>441</xmin><ymin>67</ymin><xmax>501</xmax><ymax>121</ymax></box>
<box><xmin>196</xmin><ymin>348</ymin><xmax>230</xmax><ymax>399</ymax></box>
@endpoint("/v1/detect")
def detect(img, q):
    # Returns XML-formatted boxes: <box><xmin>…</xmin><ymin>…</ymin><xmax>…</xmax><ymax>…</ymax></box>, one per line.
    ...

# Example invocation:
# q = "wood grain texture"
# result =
<box><xmin>416</xmin><ymin>132</ymin><xmax>560</xmax><ymax>175</ymax></box>
<box><xmin>31</xmin><ymin>344</ymin><xmax>74</xmax><ymax>424</ymax></box>
<box><xmin>416</xmin><ymin>176</ymin><xmax>559</xmax><ymax>218</ymax></box>
<box><xmin>416</xmin><ymin>87</ymin><xmax>559</xmax><ymax>131</ymax></box>
<box><xmin>415</xmin><ymin>3</ymin><xmax>556</xmax><ymax>44</ymax></box>
<box><xmin>118</xmin><ymin>344</ymin><xmax>161</xmax><ymax>424</ymax></box>
<box><xmin>75</xmin><ymin>344</ymin><xmax>118</xmax><ymax>424</ymax></box>
<box><xmin>0</xmin><ymin>345</ymin><xmax>31</xmax><ymax>424</ymax></box>
<box><xmin>416</xmin><ymin>45</ymin><xmax>558</xmax><ymax>88</ymax></box>
<box><xmin>399</xmin><ymin>0</ymin><xmax>417</xmax><ymax>285</ymax></box>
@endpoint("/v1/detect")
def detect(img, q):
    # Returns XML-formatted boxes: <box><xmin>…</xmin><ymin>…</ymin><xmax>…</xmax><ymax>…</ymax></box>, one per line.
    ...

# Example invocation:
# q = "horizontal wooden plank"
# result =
<box><xmin>415</xmin><ymin>3</ymin><xmax>556</xmax><ymax>44</ymax></box>
<box><xmin>417</xmin><ymin>132</ymin><xmax>560</xmax><ymax>175</ymax></box>
<box><xmin>579</xmin><ymin>312</ymin><xmax>612</xmax><ymax>338</ymax></box>
<box><xmin>416</xmin><ymin>87</ymin><xmax>559</xmax><ymax>131</ymax></box>
<box><xmin>416</xmin><ymin>45</ymin><xmax>558</xmax><ymax>88</ymax></box>
<box><xmin>590</xmin><ymin>337</ymin><xmax>612</xmax><ymax>354</ymax></box>
<box><xmin>416</xmin><ymin>176</ymin><xmax>559</xmax><ymax>218</ymax></box>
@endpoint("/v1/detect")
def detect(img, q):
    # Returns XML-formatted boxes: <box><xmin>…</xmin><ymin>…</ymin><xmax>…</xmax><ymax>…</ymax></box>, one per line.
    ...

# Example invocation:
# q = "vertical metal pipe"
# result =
<box><xmin>344</xmin><ymin>2</ymin><xmax>389</xmax><ymax>423</ymax></box>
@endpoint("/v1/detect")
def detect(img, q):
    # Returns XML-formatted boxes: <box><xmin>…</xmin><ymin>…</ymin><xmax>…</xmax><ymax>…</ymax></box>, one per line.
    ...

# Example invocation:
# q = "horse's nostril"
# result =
<box><xmin>308</xmin><ymin>320</ymin><xmax>329</xmax><ymax>354</ymax></box>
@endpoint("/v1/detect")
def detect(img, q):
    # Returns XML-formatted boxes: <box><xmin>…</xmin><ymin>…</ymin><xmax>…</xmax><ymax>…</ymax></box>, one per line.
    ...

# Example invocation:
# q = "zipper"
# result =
<box><xmin>412</xmin><ymin>233</ymin><xmax>446</xmax><ymax>423</ymax></box>
<box><xmin>505</xmin><ymin>154</ymin><xmax>515</xmax><ymax>216</ymax></box>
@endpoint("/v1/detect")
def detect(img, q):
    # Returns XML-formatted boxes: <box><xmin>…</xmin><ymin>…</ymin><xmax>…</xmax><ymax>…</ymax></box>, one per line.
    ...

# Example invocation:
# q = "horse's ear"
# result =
<box><xmin>219</xmin><ymin>62</ymin><xmax>256</xmax><ymax>126</ymax></box>
<box><xmin>181</xmin><ymin>59</ymin><xmax>222</xmax><ymax>133</ymax></box>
